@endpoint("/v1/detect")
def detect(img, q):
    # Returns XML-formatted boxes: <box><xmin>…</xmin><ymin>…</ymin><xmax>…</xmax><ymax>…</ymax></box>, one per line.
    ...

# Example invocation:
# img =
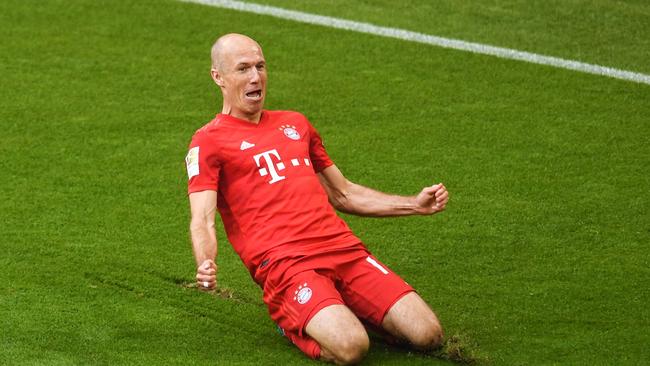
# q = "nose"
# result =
<box><xmin>249</xmin><ymin>68</ymin><xmax>261</xmax><ymax>83</ymax></box>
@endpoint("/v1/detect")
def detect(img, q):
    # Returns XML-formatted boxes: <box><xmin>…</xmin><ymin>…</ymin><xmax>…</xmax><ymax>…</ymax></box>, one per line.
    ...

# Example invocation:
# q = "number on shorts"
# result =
<box><xmin>366</xmin><ymin>256</ymin><xmax>389</xmax><ymax>275</ymax></box>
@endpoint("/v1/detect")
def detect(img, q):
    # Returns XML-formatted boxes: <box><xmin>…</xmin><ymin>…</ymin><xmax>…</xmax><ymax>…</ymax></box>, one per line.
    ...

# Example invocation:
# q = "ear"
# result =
<box><xmin>211</xmin><ymin>69</ymin><xmax>224</xmax><ymax>87</ymax></box>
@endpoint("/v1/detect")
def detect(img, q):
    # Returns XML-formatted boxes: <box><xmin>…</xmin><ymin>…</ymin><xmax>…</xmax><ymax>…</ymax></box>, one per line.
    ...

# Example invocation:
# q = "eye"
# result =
<box><xmin>256</xmin><ymin>63</ymin><xmax>266</xmax><ymax>71</ymax></box>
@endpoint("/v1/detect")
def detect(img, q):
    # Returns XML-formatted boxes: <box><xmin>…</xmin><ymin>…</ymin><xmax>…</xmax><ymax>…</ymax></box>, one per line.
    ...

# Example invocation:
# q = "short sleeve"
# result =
<box><xmin>186</xmin><ymin>132</ymin><xmax>220</xmax><ymax>194</ymax></box>
<box><xmin>307</xmin><ymin>119</ymin><xmax>334</xmax><ymax>173</ymax></box>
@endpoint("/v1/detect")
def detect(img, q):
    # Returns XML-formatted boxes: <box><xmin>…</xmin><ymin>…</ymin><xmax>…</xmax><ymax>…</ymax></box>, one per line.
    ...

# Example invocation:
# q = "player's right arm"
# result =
<box><xmin>189</xmin><ymin>190</ymin><xmax>218</xmax><ymax>291</ymax></box>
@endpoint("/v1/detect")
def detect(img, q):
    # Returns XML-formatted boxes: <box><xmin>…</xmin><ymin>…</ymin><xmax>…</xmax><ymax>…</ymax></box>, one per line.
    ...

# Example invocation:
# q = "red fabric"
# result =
<box><xmin>187</xmin><ymin>111</ymin><xmax>361</xmax><ymax>280</ymax></box>
<box><xmin>283</xmin><ymin>329</ymin><xmax>322</xmax><ymax>359</ymax></box>
<box><xmin>265</xmin><ymin>248</ymin><xmax>415</xmax><ymax>340</ymax></box>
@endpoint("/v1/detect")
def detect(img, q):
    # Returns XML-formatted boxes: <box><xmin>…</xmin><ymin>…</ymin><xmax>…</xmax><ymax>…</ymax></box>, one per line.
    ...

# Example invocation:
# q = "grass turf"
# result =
<box><xmin>1</xmin><ymin>0</ymin><xmax>648</xmax><ymax>365</ymax></box>
<box><xmin>250</xmin><ymin>0</ymin><xmax>650</xmax><ymax>75</ymax></box>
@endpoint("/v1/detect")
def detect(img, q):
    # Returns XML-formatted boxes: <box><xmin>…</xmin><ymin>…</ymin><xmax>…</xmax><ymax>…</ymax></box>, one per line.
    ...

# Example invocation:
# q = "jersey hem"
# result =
<box><xmin>187</xmin><ymin>185</ymin><xmax>218</xmax><ymax>195</ymax></box>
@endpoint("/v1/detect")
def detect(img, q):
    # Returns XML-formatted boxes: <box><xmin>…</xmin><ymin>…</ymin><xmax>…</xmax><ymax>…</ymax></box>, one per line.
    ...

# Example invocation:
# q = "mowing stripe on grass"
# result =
<box><xmin>180</xmin><ymin>0</ymin><xmax>650</xmax><ymax>85</ymax></box>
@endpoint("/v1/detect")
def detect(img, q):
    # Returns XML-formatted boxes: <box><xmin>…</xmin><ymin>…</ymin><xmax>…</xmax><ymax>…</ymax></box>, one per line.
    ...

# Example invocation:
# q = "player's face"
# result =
<box><xmin>220</xmin><ymin>43</ymin><xmax>267</xmax><ymax>121</ymax></box>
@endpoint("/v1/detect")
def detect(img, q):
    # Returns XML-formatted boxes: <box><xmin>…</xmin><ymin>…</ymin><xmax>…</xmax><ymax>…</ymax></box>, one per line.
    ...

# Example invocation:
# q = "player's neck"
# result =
<box><xmin>222</xmin><ymin>106</ymin><xmax>262</xmax><ymax>124</ymax></box>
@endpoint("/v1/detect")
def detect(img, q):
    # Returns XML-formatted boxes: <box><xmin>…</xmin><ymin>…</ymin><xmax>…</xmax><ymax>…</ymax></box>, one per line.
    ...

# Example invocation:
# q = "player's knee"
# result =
<box><xmin>410</xmin><ymin>321</ymin><xmax>444</xmax><ymax>350</ymax></box>
<box><xmin>332</xmin><ymin>330</ymin><xmax>369</xmax><ymax>365</ymax></box>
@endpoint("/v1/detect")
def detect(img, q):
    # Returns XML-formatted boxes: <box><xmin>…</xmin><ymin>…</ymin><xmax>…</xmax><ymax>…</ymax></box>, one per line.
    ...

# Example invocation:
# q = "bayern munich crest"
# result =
<box><xmin>279</xmin><ymin>124</ymin><xmax>300</xmax><ymax>140</ymax></box>
<box><xmin>293</xmin><ymin>282</ymin><xmax>312</xmax><ymax>305</ymax></box>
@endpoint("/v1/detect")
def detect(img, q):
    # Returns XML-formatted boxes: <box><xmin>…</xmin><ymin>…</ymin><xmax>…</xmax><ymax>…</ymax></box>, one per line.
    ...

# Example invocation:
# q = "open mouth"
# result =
<box><xmin>245</xmin><ymin>90</ymin><xmax>262</xmax><ymax>100</ymax></box>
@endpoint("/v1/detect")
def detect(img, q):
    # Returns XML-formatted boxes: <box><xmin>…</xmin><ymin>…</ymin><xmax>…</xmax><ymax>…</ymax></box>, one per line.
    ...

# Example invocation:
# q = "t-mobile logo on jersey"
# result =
<box><xmin>253</xmin><ymin>149</ymin><xmax>312</xmax><ymax>184</ymax></box>
<box><xmin>253</xmin><ymin>149</ymin><xmax>286</xmax><ymax>184</ymax></box>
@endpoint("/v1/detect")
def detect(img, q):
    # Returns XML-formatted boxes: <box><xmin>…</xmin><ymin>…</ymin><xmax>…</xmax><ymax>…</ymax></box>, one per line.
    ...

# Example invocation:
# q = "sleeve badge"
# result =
<box><xmin>185</xmin><ymin>146</ymin><xmax>200</xmax><ymax>179</ymax></box>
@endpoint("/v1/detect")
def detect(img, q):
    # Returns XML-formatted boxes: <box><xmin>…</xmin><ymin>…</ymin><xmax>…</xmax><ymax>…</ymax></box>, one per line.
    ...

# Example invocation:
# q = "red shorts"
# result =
<box><xmin>258</xmin><ymin>246</ymin><xmax>414</xmax><ymax>359</ymax></box>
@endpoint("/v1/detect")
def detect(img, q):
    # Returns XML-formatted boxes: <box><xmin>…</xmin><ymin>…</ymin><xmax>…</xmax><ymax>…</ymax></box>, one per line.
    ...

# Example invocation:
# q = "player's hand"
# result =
<box><xmin>196</xmin><ymin>259</ymin><xmax>217</xmax><ymax>291</ymax></box>
<box><xmin>415</xmin><ymin>183</ymin><xmax>449</xmax><ymax>214</ymax></box>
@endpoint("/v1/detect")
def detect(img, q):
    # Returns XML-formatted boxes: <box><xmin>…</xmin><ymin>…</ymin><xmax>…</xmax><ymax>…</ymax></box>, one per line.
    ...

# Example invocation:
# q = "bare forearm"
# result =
<box><xmin>318</xmin><ymin>165</ymin><xmax>447</xmax><ymax>217</ymax></box>
<box><xmin>334</xmin><ymin>183</ymin><xmax>423</xmax><ymax>217</ymax></box>
<box><xmin>190</xmin><ymin>221</ymin><xmax>217</xmax><ymax>266</ymax></box>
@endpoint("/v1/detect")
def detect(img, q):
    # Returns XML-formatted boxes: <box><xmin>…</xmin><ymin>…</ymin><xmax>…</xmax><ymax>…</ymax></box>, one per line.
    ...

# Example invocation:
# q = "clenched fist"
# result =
<box><xmin>414</xmin><ymin>183</ymin><xmax>449</xmax><ymax>214</ymax></box>
<box><xmin>196</xmin><ymin>259</ymin><xmax>217</xmax><ymax>291</ymax></box>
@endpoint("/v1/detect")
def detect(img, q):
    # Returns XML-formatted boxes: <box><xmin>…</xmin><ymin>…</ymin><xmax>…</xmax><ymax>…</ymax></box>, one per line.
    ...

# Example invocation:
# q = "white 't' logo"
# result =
<box><xmin>253</xmin><ymin>149</ymin><xmax>286</xmax><ymax>184</ymax></box>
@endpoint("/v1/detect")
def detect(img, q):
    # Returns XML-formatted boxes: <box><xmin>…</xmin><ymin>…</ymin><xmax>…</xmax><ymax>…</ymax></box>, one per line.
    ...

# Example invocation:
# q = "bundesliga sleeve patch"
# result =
<box><xmin>185</xmin><ymin>146</ymin><xmax>200</xmax><ymax>179</ymax></box>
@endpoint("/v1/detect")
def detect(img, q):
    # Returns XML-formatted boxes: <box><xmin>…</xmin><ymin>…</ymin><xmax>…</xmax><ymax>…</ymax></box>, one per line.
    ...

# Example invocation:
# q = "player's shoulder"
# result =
<box><xmin>193</xmin><ymin>115</ymin><xmax>223</xmax><ymax>135</ymax></box>
<box><xmin>266</xmin><ymin>110</ymin><xmax>316</xmax><ymax>132</ymax></box>
<box><xmin>185</xmin><ymin>117</ymin><xmax>224</xmax><ymax>152</ymax></box>
<box><xmin>189</xmin><ymin>115</ymin><xmax>227</xmax><ymax>142</ymax></box>
<box><xmin>265</xmin><ymin>109</ymin><xmax>309</xmax><ymax>122</ymax></box>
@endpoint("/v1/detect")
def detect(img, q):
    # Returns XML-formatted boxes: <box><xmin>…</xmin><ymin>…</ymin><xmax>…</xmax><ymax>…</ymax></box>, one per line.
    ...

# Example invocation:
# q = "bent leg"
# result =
<box><xmin>305</xmin><ymin>304</ymin><xmax>369</xmax><ymax>365</ymax></box>
<box><xmin>381</xmin><ymin>292</ymin><xmax>444</xmax><ymax>350</ymax></box>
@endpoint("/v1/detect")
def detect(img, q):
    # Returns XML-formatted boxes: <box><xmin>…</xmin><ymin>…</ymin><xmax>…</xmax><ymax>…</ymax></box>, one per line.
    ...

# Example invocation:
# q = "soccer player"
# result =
<box><xmin>186</xmin><ymin>33</ymin><xmax>449</xmax><ymax>365</ymax></box>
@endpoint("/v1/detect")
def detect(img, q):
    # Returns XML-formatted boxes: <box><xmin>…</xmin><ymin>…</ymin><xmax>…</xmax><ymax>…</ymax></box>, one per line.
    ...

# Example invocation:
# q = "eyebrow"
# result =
<box><xmin>233</xmin><ymin>59</ymin><xmax>265</xmax><ymax>70</ymax></box>
<box><xmin>236</xmin><ymin>59</ymin><xmax>265</xmax><ymax>65</ymax></box>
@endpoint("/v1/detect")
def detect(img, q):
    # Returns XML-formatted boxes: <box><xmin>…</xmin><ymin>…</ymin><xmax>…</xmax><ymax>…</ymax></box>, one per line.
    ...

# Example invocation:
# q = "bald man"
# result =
<box><xmin>186</xmin><ymin>33</ymin><xmax>449</xmax><ymax>364</ymax></box>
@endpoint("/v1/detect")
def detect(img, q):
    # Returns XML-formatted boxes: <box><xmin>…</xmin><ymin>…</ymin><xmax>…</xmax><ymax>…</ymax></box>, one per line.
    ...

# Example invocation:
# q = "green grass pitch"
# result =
<box><xmin>1</xmin><ymin>0</ymin><xmax>648</xmax><ymax>365</ymax></box>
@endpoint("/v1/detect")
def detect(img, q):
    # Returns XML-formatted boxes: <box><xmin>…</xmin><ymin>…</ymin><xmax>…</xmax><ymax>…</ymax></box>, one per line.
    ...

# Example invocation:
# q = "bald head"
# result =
<box><xmin>211</xmin><ymin>33</ymin><xmax>263</xmax><ymax>71</ymax></box>
<box><xmin>209</xmin><ymin>33</ymin><xmax>267</xmax><ymax>123</ymax></box>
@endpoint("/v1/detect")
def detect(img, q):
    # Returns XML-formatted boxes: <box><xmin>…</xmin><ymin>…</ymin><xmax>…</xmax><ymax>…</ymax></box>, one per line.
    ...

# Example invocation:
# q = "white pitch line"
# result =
<box><xmin>181</xmin><ymin>0</ymin><xmax>650</xmax><ymax>85</ymax></box>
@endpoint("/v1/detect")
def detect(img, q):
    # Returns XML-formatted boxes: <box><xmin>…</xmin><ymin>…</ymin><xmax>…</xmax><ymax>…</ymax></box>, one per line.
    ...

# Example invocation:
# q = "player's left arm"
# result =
<box><xmin>317</xmin><ymin>164</ymin><xmax>448</xmax><ymax>217</ymax></box>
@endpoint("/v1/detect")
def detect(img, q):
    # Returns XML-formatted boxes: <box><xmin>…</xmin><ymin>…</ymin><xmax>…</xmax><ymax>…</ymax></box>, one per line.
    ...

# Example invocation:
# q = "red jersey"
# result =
<box><xmin>186</xmin><ymin>110</ymin><xmax>362</xmax><ymax>283</ymax></box>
